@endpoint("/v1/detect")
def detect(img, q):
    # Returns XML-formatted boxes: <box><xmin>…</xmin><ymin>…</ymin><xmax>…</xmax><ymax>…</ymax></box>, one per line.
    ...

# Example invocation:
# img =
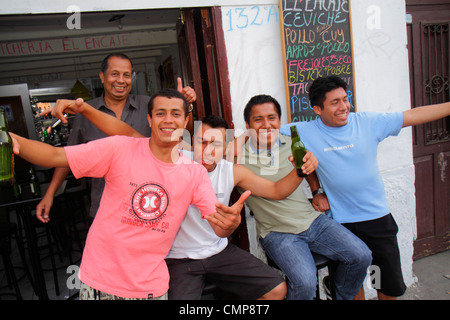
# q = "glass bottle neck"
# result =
<box><xmin>0</xmin><ymin>111</ymin><xmax>7</xmax><ymax>129</ymax></box>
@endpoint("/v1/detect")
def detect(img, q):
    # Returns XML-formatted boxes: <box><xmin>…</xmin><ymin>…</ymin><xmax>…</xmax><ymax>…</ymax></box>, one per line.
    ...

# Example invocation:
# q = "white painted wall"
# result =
<box><xmin>221</xmin><ymin>4</ymin><xmax>288</xmax><ymax>134</ymax></box>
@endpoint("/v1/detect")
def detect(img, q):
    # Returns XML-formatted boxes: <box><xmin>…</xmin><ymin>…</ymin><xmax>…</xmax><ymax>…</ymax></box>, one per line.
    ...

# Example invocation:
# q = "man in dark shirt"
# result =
<box><xmin>36</xmin><ymin>52</ymin><xmax>196</xmax><ymax>220</ymax></box>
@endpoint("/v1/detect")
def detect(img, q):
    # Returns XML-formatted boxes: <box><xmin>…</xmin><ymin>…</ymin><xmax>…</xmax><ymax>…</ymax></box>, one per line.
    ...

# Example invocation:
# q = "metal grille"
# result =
<box><xmin>422</xmin><ymin>22</ymin><xmax>449</xmax><ymax>144</ymax></box>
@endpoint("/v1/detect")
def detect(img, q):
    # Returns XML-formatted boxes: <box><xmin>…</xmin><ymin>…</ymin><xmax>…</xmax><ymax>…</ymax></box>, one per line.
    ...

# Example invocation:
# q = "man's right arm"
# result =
<box><xmin>402</xmin><ymin>101</ymin><xmax>450</xmax><ymax>127</ymax></box>
<box><xmin>37</xmin><ymin>98</ymin><xmax>143</xmax><ymax>222</ymax></box>
<box><xmin>36</xmin><ymin>167</ymin><xmax>70</xmax><ymax>223</ymax></box>
<box><xmin>10</xmin><ymin>133</ymin><xmax>68</xmax><ymax>167</ymax></box>
<box><xmin>10</xmin><ymin>132</ymin><xmax>70</xmax><ymax>223</ymax></box>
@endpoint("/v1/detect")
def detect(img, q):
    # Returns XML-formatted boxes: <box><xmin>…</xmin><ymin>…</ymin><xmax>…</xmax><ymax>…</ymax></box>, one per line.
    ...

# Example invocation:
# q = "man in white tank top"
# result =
<box><xmin>165</xmin><ymin>115</ymin><xmax>319</xmax><ymax>299</ymax></box>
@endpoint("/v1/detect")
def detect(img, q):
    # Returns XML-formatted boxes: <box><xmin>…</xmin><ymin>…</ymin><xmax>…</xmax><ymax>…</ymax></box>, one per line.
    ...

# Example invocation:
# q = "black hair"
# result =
<box><xmin>197</xmin><ymin>114</ymin><xmax>232</xmax><ymax>142</ymax></box>
<box><xmin>100</xmin><ymin>53</ymin><xmax>133</xmax><ymax>73</ymax></box>
<box><xmin>201</xmin><ymin>114</ymin><xmax>230</xmax><ymax>130</ymax></box>
<box><xmin>243</xmin><ymin>94</ymin><xmax>282</xmax><ymax>124</ymax></box>
<box><xmin>308</xmin><ymin>76</ymin><xmax>347</xmax><ymax>109</ymax></box>
<box><xmin>148</xmin><ymin>88</ymin><xmax>189</xmax><ymax>117</ymax></box>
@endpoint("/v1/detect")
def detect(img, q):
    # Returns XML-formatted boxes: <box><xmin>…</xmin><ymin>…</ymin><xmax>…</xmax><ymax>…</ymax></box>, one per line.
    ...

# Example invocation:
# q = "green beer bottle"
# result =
<box><xmin>290</xmin><ymin>125</ymin><xmax>307</xmax><ymax>178</ymax></box>
<box><xmin>0</xmin><ymin>109</ymin><xmax>14</xmax><ymax>185</ymax></box>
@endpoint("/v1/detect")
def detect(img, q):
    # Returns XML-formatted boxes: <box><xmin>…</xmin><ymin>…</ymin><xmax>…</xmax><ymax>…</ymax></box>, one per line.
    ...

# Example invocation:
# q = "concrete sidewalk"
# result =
<box><xmin>398</xmin><ymin>250</ymin><xmax>450</xmax><ymax>300</ymax></box>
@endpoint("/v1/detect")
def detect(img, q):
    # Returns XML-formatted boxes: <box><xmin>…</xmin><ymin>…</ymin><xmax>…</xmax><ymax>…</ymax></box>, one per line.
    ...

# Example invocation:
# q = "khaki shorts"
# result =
<box><xmin>79</xmin><ymin>282</ymin><xmax>168</xmax><ymax>300</ymax></box>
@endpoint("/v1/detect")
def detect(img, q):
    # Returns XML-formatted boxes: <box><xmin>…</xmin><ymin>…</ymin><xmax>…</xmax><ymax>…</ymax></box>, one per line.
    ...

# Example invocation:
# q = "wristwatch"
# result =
<box><xmin>312</xmin><ymin>187</ymin><xmax>325</xmax><ymax>197</ymax></box>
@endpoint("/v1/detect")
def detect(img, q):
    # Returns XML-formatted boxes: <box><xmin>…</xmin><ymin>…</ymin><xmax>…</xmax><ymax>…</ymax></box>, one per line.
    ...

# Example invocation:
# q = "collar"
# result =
<box><xmin>248</xmin><ymin>135</ymin><xmax>285</xmax><ymax>154</ymax></box>
<box><xmin>127</xmin><ymin>94</ymin><xmax>138</xmax><ymax>110</ymax></box>
<box><xmin>95</xmin><ymin>93</ymin><xmax>137</xmax><ymax>111</ymax></box>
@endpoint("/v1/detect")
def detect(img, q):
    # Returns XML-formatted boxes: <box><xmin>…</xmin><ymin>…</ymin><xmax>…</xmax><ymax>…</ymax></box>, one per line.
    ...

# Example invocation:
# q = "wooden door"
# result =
<box><xmin>406</xmin><ymin>0</ymin><xmax>450</xmax><ymax>259</ymax></box>
<box><xmin>177</xmin><ymin>8</ymin><xmax>233</xmax><ymax>127</ymax></box>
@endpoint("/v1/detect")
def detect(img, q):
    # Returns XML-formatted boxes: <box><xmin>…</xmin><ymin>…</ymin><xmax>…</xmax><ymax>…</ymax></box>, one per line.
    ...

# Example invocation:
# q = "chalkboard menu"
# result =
<box><xmin>278</xmin><ymin>0</ymin><xmax>356</xmax><ymax>122</ymax></box>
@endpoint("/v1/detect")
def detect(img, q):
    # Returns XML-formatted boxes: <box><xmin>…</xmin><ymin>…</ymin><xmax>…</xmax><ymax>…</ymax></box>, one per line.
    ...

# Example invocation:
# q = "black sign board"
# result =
<box><xmin>278</xmin><ymin>0</ymin><xmax>356</xmax><ymax>122</ymax></box>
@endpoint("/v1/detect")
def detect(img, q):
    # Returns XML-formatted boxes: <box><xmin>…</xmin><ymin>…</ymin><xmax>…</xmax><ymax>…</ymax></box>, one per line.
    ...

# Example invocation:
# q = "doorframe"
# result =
<box><xmin>210</xmin><ymin>7</ymin><xmax>233</xmax><ymax>127</ymax></box>
<box><xmin>406</xmin><ymin>0</ymin><xmax>450</xmax><ymax>259</ymax></box>
<box><xmin>178</xmin><ymin>7</ymin><xmax>233</xmax><ymax>128</ymax></box>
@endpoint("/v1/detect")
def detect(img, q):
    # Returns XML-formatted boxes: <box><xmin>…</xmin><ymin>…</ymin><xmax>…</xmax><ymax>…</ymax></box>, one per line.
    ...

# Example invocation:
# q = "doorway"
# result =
<box><xmin>177</xmin><ymin>8</ymin><xmax>232</xmax><ymax>126</ymax></box>
<box><xmin>0</xmin><ymin>7</ymin><xmax>232</xmax><ymax>136</ymax></box>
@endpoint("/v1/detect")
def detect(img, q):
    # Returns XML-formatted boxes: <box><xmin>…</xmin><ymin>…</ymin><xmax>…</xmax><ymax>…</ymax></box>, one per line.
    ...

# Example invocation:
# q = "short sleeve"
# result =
<box><xmin>364</xmin><ymin>112</ymin><xmax>403</xmax><ymax>142</ymax></box>
<box><xmin>64</xmin><ymin>136</ymin><xmax>116</xmax><ymax>179</ymax></box>
<box><xmin>190</xmin><ymin>167</ymin><xmax>218</xmax><ymax>218</ymax></box>
<box><xmin>280</xmin><ymin>123</ymin><xmax>296</xmax><ymax>136</ymax></box>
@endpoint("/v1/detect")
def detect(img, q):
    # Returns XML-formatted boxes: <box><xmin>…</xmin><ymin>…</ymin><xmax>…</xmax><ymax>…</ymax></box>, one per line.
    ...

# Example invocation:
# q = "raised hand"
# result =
<box><xmin>41</xmin><ymin>98</ymin><xmax>86</xmax><ymax>124</ymax></box>
<box><xmin>177</xmin><ymin>77</ymin><xmax>196</xmax><ymax>104</ymax></box>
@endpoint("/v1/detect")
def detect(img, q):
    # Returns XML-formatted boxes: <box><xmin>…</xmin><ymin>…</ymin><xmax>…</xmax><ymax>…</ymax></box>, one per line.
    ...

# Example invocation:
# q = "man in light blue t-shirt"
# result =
<box><xmin>280</xmin><ymin>75</ymin><xmax>450</xmax><ymax>300</ymax></box>
<box><xmin>281</xmin><ymin>106</ymin><xmax>403</xmax><ymax>225</ymax></box>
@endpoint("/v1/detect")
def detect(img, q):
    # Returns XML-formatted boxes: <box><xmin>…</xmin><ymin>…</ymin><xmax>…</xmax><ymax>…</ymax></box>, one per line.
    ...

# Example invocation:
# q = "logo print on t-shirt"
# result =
<box><xmin>131</xmin><ymin>183</ymin><xmax>169</xmax><ymax>221</ymax></box>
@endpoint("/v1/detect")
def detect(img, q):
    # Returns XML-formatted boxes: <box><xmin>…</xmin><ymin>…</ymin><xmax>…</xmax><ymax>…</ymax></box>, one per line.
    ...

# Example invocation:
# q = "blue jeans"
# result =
<box><xmin>260</xmin><ymin>214</ymin><xmax>372</xmax><ymax>300</ymax></box>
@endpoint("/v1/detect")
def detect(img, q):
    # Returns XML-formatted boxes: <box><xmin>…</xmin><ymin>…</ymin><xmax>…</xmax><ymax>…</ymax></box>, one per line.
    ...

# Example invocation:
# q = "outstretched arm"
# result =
<box><xmin>45</xmin><ymin>76</ymin><xmax>197</xmax><ymax>138</ymax></box>
<box><xmin>402</xmin><ymin>101</ymin><xmax>450</xmax><ymax>127</ymax></box>
<box><xmin>234</xmin><ymin>151</ymin><xmax>318</xmax><ymax>200</ymax></box>
<box><xmin>9</xmin><ymin>132</ymin><xmax>68</xmax><ymax>168</ymax></box>
<box><xmin>46</xmin><ymin>98</ymin><xmax>143</xmax><ymax>138</ymax></box>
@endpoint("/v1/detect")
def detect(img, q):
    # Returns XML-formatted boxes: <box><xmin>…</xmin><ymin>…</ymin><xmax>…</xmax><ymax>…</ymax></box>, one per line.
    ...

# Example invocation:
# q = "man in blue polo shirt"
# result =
<box><xmin>280</xmin><ymin>75</ymin><xmax>450</xmax><ymax>300</ymax></box>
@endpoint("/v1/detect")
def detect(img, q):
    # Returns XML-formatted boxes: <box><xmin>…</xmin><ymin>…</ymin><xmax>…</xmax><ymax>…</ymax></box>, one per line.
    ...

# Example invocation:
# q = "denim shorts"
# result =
<box><xmin>343</xmin><ymin>213</ymin><xmax>407</xmax><ymax>297</ymax></box>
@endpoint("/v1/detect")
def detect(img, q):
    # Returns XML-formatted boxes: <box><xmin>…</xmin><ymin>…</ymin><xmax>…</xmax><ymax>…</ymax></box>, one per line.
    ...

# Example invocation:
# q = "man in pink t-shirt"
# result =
<box><xmin>10</xmin><ymin>88</ymin><xmax>250</xmax><ymax>299</ymax></box>
<box><xmin>66</xmin><ymin>135</ymin><xmax>217</xmax><ymax>298</ymax></box>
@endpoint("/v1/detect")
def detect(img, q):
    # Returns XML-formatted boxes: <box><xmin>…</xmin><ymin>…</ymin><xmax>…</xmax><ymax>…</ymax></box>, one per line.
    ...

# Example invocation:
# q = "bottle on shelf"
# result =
<box><xmin>12</xmin><ymin>176</ymin><xmax>22</xmax><ymax>201</ymax></box>
<box><xmin>29</xmin><ymin>166</ymin><xmax>41</xmax><ymax>198</ymax></box>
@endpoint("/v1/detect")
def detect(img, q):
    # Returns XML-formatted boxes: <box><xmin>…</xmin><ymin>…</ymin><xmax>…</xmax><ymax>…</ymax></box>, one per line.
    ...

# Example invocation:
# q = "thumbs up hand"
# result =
<box><xmin>177</xmin><ymin>77</ymin><xmax>196</xmax><ymax>104</ymax></box>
